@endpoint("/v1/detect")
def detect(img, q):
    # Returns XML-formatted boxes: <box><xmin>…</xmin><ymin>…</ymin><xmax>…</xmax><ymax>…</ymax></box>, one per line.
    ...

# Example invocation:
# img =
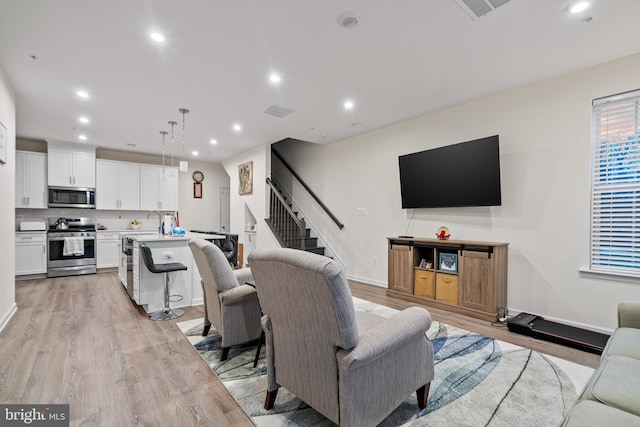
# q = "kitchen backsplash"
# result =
<box><xmin>16</xmin><ymin>208</ymin><xmax>162</xmax><ymax>232</ymax></box>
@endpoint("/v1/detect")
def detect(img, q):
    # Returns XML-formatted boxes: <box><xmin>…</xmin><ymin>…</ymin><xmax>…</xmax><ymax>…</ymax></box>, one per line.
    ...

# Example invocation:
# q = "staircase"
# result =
<box><xmin>266</xmin><ymin>177</ymin><xmax>326</xmax><ymax>256</ymax></box>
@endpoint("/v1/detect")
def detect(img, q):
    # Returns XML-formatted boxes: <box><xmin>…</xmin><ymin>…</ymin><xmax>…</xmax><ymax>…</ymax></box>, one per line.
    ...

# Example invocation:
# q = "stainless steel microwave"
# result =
<box><xmin>48</xmin><ymin>186</ymin><xmax>96</xmax><ymax>209</ymax></box>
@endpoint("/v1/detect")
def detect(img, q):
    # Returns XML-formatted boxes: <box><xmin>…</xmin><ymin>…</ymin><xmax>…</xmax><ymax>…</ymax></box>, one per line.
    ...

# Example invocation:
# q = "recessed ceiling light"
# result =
<box><xmin>210</xmin><ymin>139</ymin><xmax>217</xmax><ymax>145</ymax></box>
<box><xmin>568</xmin><ymin>1</ymin><xmax>590</xmax><ymax>13</ymax></box>
<box><xmin>269</xmin><ymin>73</ymin><xmax>281</xmax><ymax>84</ymax></box>
<box><xmin>191</xmin><ymin>150</ymin><xmax>198</xmax><ymax>156</ymax></box>
<box><xmin>78</xmin><ymin>116</ymin><xmax>89</xmax><ymax>124</ymax></box>
<box><xmin>344</xmin><ymin>100</ymin><xmax>355</xmax><ymax>110</ymax></box>
<box><xmin>150</xmin><ymin>32</ymin><xmax>165</xmax><ymax>42</ymax></box>
<box><xmin>233</xmin><ymin>123</ymin><xmax>242</xmax><ymax>132</ymax></box>
<box><xmin>78</xmin><ymin>134</ymin><xmax>87</xmax><ymax>141</ymax></box>
<box><xmin>77</xmin><ymin>90</ymin><xmax>89</xmax><ymax>99</ymax></box>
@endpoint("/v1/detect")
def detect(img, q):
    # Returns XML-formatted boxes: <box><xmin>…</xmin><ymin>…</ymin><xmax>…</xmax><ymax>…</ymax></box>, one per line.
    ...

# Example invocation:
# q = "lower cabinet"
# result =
<box><xmin>16</xmin><ymin>232</ymin><xmax>47</xmax><ymax>276</ymax></box>
<box><xmin>387</xmin><ymin>237</ymin><xmax>508</xmax><ymax>322</ymax></box>
<box><xmin>97</xmin><ymin>233</ymin><xmax>120</xmax><ymax>268</ymax></box>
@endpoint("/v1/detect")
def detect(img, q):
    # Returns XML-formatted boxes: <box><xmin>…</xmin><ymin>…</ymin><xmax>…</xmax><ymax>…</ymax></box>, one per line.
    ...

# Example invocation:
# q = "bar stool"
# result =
<box><xmin>140</xmin><ymin>244</ymin><xmax>188</xmax><ymax>321</ymax></box>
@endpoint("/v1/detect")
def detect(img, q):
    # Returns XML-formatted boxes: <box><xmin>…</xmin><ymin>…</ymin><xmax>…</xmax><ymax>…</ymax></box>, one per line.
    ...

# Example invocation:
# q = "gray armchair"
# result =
<box><xmin>189</xmin><ymin>238</ymin><xmax>262</xmax><ymax>360</ymax></box>
<box><xmin>248</xmin><ymin>248</ymin><xmax>434</xmax><ymax>427</ymax></box>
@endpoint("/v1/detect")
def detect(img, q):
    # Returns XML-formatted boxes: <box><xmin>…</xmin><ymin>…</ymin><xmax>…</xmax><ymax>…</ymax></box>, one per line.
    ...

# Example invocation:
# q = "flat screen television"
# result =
<box><xmin>398</xmin><ymin>135</ymin><xmax>502</xmax><ymax>209</ymax></box>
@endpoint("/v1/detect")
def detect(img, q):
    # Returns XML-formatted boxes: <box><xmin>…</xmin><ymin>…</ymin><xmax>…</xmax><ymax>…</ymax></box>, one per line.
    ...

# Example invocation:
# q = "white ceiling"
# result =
<box><xmin>1</xmin><ymin>0</ymin><xmax>639</xmax><ymax>164</ymax></box>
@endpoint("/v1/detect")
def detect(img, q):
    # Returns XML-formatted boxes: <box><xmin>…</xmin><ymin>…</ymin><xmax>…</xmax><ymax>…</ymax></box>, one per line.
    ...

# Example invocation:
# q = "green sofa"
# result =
<box><xmin>561</xmin><ymin>303</ymin><xmax>640</xmax><ymax>426</ymax></box>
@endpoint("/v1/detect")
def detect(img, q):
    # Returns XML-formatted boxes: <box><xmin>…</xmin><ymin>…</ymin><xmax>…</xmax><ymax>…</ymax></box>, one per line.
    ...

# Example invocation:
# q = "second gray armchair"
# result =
<box><xmin>189</xmin><ymin>238</ymin><xmax>262</xmax><ymax>360</ymax></box>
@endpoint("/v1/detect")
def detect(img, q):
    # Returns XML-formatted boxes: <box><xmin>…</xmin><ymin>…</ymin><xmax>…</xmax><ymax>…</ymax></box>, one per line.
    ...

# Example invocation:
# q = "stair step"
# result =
<box><xmin>305</xmin><ymin>246</ymin><xmax>325</xmax><ymax>255</ymax></box>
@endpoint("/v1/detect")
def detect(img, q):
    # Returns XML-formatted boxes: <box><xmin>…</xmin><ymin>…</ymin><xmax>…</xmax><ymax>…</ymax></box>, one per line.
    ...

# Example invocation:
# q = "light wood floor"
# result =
<box><xmin>1</xmin><ymin>273</ymin><xmax>600</xmax><ymax>426</ymax></box>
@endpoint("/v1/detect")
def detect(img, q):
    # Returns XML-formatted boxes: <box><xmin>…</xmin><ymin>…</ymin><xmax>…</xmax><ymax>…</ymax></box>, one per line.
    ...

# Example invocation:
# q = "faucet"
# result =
<box><xmin>146</xmin><ymin>210</ymin><xmax>162</xmax><ymax>232</ymax></box>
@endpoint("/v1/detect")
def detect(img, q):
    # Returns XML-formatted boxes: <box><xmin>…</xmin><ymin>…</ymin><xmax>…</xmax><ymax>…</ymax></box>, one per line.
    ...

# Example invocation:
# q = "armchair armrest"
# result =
<box><xmin>233</xmin><ymin>268</ymin><xmax>253</xmax><ymax>286</ymax></box>
<box><xmin>337</xmin><ymin>306</ymin><xmax>431</xmax><ymax>370</ymax></box>
<box><xmin>219</xmin><ymin>284</ymin><xmax>258</xmax><ymax>306</ymax></box>
<box><xmin>618</xmin><ymin>303</ymin><xmax>640</xmax><ymax>328</ymax></box>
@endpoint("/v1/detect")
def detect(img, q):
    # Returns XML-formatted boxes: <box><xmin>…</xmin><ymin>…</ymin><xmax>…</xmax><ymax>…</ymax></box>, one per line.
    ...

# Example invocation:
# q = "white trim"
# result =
<box><xmin>579</xmin><ymin>267</ymin><xmax>640</xmax><ymax>284</ymax></box>
<box><xmin>0</xmin><ymin>303</ymin><xmax>17</xmax><ymax>333</ymax></box>
<box><xmin>190</xmin><ymin>297</ymin><xmax>204</xmax><ymax>306</ymax></box>
<box><xmin>346</xmin><ymin>275</ymin><xmax>387</xmax><ymax>288</ymax></box>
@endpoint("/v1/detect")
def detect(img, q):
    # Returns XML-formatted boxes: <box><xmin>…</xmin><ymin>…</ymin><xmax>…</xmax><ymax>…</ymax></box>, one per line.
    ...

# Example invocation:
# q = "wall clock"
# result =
<box><xmin>192</xmin><ymin>170</ymin><xmax>204</xmax><ymax>183</ymax></box>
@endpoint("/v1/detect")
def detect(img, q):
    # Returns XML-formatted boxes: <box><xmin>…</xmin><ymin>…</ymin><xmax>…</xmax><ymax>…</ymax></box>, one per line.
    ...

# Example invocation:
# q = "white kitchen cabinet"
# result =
<box><xmin>15</xmin><ymin>232</ymin><xmax>47</xmax><ymax>275</ymax></box>
<box><xmin>140</xmin><ymin>165</ymin><xmax>178</xmax><ymax>211</ymax></box>
<box><xmin>15</xmin><ymin>151</ymin><xmax>47</xmax><ymax>208</ymax></box>
<box><xmin>47</xmin><ymin>145</ymin><xmax>96</xmax><ymax>188</ymax></box>
<box><xmin>97</xmin><ymin>232</ymin><xmax>120</xmax><ymax>268</ymax></box>
<box><xmin>96</xmin><ymin>160</ymin><xmax>140</xmax><ymax>210</ymax></box>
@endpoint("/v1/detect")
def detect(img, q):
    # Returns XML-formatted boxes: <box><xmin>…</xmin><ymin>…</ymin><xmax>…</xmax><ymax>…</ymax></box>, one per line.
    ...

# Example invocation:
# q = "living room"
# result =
<box><xmin>2</xmin><ymin>1</ymin><xmax>640</xmax><ymax>426</ymax></box>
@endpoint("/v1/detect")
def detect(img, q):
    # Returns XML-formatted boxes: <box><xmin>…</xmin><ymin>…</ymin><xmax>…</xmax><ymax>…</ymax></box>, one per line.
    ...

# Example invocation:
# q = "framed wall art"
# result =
<box><xmin>239</xmin><ymin>161</ymin><xmax>253</xmax><ymax>195</ymax></box>
<box><xmin>193</xmin><ymin>182</ymin><xmax>202</xmax><ymax>199</ymax></box>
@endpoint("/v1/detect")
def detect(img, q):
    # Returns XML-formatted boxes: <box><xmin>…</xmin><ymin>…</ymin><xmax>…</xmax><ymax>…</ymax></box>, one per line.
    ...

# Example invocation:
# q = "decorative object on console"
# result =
<box><xmin>439</xmin><ymin>252</ymin><xmax>458</xmax><ymax>273</ymax></box>
<box><xmin>130</xmin><ymin>220</ymin><xmax>141</xmax><ymax>229</ymax></box>
<box><xmin>239</xmin><ymin>161</ymin><xmax>253</xmax><ymax>195</ymax></box>
<box><xmin>179</xmin><ymin>107</ymin><xmax>190</xmax><ymax>172</ymax></box>
<box><xmin>436</xmin><ymin>226</ymin><xmax>450</xmax><ymax>240</ymax></box>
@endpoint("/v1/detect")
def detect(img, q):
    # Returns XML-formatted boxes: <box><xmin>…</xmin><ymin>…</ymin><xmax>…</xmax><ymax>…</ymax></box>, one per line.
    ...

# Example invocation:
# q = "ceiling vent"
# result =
<box><xmin>455</xmin><ymin>0</ymin><xmax>511</xmax><ymax>19</ymax></box>
<box><xmin>262</xmin><ymin>105</ymin><xmax>295</xmax><ymax>118</ymax></box>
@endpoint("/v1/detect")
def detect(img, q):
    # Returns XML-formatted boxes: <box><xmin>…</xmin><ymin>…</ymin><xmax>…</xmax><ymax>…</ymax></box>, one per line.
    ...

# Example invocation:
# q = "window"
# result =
<box><xmin>590</xmin><ymin>89</ymin><xmax>640</xmax><ymax>277</ymax></box>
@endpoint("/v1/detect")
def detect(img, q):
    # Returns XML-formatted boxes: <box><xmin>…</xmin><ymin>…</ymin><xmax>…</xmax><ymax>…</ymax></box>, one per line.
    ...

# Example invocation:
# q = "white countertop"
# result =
<box><xmin>125</xmin><ymin>232</ymin><xmax>226</xmax><ymax>242</ymax></box>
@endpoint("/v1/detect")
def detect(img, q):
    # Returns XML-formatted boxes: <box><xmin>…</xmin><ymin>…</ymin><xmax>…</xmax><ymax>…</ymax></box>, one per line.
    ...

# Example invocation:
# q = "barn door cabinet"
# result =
<box><xmin>387</xmin><ymin>237</ymin><xmax>508</xmax><ymax>322</ymax></box>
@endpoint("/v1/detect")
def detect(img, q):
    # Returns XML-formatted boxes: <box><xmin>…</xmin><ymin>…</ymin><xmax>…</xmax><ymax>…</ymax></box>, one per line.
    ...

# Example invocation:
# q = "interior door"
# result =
<box><xmin>219</xmin><ymin>187</ymin><xmax>230</xmax><ymax>232</ymax></box>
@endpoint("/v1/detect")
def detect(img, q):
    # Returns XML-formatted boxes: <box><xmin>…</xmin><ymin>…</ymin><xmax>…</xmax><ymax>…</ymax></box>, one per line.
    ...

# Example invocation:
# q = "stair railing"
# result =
<box><xmin>266</xmin><ymin>177</ymin><xmax>307</xmax><ymax>250</ymax></box>
<box><xmin>272</xmin><ymin>148</ymin><xmax>344</xmax><ymax>230</ymax></box>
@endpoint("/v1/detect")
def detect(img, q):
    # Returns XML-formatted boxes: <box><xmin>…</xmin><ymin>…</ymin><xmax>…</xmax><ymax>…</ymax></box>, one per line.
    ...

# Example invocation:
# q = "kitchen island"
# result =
<box><xmin>120</xmin><ymin>232</ymin><xmax>226</xmax><ymax>315</ymax></box>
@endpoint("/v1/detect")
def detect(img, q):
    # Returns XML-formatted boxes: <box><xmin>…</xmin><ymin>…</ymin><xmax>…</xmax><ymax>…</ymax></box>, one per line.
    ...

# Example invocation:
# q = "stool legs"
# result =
<box><xmin>149</xmin><ymin>272</ymin><xmax>184</xmax><ymax>321</ymax></box>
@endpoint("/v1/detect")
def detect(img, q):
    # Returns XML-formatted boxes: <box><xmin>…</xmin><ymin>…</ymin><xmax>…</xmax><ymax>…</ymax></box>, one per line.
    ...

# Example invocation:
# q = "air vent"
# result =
<box><xmin>262</xmin><ymin>105</ymin><xmax>295</xmax><ymax>118</ymax></box>
<box><xmin>455</xmin><ymin>0</ymin><xmax>511</xmax><ymax>19</ymax></box>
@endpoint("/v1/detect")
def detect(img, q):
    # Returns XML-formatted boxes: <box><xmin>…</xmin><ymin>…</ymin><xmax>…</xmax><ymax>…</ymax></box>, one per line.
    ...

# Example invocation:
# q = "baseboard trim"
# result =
<box><xmin>0</xmin><ymin>303</ymin><xmax>18</xmax><ymax>334</ymax></box>
<box><xmin>191</xmin><ymin>297</ymin><xmax>204</xmax><ymax>306</ymax></box>
<box><xmin>347</xmin><ymin>275</ymin><xmax>386</xmax><ymax>288</ymax></box>
<box><xmin>508</xmin><ymin>307</ymin><xmax>614</xmax><ymax>335</ymax></box>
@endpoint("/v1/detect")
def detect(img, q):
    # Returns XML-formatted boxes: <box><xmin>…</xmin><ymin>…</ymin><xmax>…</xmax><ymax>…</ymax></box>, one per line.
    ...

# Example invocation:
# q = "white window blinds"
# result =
<box><xmin>590</xmin><ymin>89</ymin><xmax>640</xmax><ymax>276</ymax></box>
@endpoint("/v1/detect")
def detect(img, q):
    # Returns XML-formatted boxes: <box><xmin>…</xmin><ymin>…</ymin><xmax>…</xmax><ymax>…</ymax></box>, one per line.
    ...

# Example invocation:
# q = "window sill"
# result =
<box><xmin>579</xmin><ymin>268</ymin><xmax>640</xmax><ymax>284</ymax></box>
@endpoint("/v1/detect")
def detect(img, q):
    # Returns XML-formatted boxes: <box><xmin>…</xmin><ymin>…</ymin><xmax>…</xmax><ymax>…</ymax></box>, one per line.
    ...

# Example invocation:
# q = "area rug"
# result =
<box><xmin>177</xmin><ymin>298</ymin><xmax>594</xmax><ymax>426</ymax></box>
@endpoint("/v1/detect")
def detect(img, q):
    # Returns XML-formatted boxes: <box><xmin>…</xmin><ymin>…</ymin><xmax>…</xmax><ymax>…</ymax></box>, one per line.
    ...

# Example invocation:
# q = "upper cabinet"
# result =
<box><xmin>140</xmin><ymin>165</ymin><xmax>178</xmax><ymax>211</ymax></box>
<box><xmin>15</xmin><ymin>151</ymin><xmax>47</xmax><ymax>209</ymax></box>
<box><xmin>47</xmin><ymin>141</ymin><xmax>96</xmax><ymax>188</ymax></box>
<box><xmin>96</xmin><ymin>160</ymin><xmax>140</xmax><ymax>210</ymax></box>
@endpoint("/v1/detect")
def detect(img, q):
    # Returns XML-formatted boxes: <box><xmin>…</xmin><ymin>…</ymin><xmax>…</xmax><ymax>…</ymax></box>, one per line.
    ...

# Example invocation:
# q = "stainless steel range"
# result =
<box><xmin>47</xmin><ymin>217</ymin><xmax>97</xmax><ymax>277</ymax></box>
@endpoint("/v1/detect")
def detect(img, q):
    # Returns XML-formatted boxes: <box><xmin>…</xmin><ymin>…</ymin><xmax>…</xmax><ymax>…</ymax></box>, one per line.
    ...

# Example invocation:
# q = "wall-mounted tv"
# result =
<box><xmin>398</xmin><ymin>135</ymin><xmax>502</xmax><ymax>209</ymax></box>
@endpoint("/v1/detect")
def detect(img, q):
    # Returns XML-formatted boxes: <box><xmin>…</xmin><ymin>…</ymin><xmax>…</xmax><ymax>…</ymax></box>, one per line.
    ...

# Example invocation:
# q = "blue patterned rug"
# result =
<box><xmin>177</xmin><ymin>298</ymin><xmax>593</xmax><ymax>426</ymax></box>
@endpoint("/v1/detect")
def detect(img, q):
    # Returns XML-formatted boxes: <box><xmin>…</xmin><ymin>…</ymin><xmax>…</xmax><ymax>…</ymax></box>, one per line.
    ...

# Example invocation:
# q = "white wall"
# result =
<box><xmin>177</xmin><ymin>160</ymin><xmax>230</xmax><ymax>232</ymax></box>
<box><xmin>0</xmin><ymin>66</ymin><xmax>17</xmax><ymax>331</ymax></box>
<box><xmin>275</xmin><ymin>52</ymin><xmax>640</xmax><ymax>332</ymax></box>
<box><xmin>223</xmin><ymin>143</ymin><xmax>279</xmax><ymax>265</ymax></box>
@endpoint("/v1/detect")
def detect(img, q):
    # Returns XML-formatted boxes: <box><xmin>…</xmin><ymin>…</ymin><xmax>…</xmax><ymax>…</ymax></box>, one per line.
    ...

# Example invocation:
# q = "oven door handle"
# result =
<box><xmin>48</xmin><ymin>237</ymin><xmax>96</xmax><ymax>242</ymax></box>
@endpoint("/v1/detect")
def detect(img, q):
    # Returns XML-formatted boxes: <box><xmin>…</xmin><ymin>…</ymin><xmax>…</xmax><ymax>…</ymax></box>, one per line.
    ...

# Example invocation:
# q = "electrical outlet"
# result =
<box><xmin>356</xmin><ymin>208</ymin><xmax>367</xmax><ymax>215</ymax></box>
<box><xmin>373</xmin><ymin>257</ymin><xmax>378</xmax><ymax>265</ymax></box>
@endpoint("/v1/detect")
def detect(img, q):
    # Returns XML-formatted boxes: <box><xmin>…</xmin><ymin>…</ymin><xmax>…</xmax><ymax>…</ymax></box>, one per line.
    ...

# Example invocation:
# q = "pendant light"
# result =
<box><xmin>168</xmin><ymin>120</ymin><xmax>177</xmax><ymax>168</ymax></box>
<box><xmin>160</xmin><ymin>131</ymin><xmax>168</xmax><ymax>175</ymax></box>
<box><xmin>179</xmin><ymin>108</ymin><xmax>190</xmax><ymax>172</ymax></box>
